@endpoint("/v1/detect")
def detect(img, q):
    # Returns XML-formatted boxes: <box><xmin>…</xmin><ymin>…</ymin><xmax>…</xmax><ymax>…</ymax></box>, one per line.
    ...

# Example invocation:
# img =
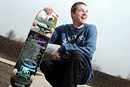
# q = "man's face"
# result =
<box><xmin>71</xmin><ymin>4</ymin><xmax>88</xmax><ymax>25</ymax></box>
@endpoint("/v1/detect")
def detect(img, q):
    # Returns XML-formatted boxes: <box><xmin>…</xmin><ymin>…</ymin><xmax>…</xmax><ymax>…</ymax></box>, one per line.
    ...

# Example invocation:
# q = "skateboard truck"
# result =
<box><xmin>12</xmin><ymin>68</ymin><xmax>34</xmax><ymax>82</ymax></box>
<box><xmin>36</xmin><ymin>23</ymin><xmax>50</xmax><ymax>32</ymax></box>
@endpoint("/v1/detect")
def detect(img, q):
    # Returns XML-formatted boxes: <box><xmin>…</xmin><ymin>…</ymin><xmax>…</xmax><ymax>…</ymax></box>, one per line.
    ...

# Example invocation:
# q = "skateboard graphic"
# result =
<box><xmin>10</xmin><ymin>9</ymin><xmax>58</xmax><ymax>87</ymax></box>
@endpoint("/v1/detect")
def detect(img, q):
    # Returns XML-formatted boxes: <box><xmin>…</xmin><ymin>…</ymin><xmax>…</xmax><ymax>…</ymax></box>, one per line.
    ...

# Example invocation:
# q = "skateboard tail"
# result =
<box><xmin>14</xmin><ymin>83</ymin><xmax>25</xmax><ymax>87</ymax></box>
<box><xmin>10</xmin><ymin>74</ymin><xmax>32</xmax><ymax>87</ymax></box>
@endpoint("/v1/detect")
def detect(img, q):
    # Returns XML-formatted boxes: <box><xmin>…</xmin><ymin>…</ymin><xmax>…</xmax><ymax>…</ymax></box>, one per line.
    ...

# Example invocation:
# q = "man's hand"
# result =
<box><xmin>53</xmin><ymin>46</ymin><xmax>66</xmax><ymax>60</ymax></box>
<box><xmin>44</xmin><ymin>7</ymin><xmax>59</xmax><ymax>17</ymax></box>
<box><xmin>44</xmin><ymin>7</ymin><xmax>53</xmax><ymax>15</ymax></box>
<box><xmin>53</xmin><ymin>51</ymin><xmax>59</xmax><ymax>60</ymax></box>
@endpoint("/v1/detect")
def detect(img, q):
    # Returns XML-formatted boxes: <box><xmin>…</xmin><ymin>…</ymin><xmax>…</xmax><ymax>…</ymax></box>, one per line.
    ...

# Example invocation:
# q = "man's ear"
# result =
<box><xmin>71</xmin><ymin>12</ymin><xmax>74</xmax><ymax>18</ymax></box>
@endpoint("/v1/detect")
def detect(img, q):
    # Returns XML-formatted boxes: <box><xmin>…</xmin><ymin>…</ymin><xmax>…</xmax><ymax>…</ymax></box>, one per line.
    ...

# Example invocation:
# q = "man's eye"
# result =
<box><xmin>79</xmin><ymin>9</ymin><xmax>84</xmax><ymax>12</ymax></box>
<box><xmin>78</xmin><ymin>9</ymin><xmax>88</xmax><ymax>13</ymax></box>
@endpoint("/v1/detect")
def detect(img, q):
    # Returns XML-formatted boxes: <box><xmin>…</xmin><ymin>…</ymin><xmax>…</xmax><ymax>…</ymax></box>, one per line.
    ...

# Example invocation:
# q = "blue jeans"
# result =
<box><xmin>40</xmin><ymin>51</ymin><xmax>91</xmax><ymax>87</ymax></box>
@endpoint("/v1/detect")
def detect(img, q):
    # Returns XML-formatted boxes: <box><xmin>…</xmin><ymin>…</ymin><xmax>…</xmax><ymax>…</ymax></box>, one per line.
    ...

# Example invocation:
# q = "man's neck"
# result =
<box><xmin>73</xmin><ymin>24</ymin><xmax>84</xmax><ymax>29</ymax></box>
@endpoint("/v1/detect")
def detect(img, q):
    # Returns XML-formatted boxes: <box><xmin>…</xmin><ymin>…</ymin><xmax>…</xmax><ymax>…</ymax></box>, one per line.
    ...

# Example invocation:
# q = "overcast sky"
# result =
<box><xmin>0</xmin><ymin>0</ymin><xmax>130</xmax><ymax>78</ymax></box>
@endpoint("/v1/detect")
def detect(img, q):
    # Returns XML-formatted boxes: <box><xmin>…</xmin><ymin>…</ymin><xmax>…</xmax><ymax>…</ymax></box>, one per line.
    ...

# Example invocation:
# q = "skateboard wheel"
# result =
<box><xmin>50</xmin><ymin>28</ymin><xmax>54</xmax><ymax>34</ymax></box>
<box><xmin>33</xmin><ymin>20</ymin><xmax>37</xmax><ymax>26</ymax></box>
<box><xmin>12</xmin><ymin>68</ymin><xmax>17</xmax><ymax>75</ymax></box>
<box><xmin>30</xmin><ymin>75</ymin><xmax>34</xmax><ymax>81</ymax></box>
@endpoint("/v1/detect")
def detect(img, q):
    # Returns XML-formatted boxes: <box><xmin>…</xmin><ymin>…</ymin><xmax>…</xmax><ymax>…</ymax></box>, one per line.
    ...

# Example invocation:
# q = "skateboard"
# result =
<box><xmin>10</xmin><ymin>9</ymin><xmax>58</xmax><ymax>87</ymax></box>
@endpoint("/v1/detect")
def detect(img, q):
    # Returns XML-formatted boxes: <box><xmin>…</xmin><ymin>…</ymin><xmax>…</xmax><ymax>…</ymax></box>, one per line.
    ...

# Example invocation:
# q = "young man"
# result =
<box><xmin>40</xmin><ymin>2</ymin><xmax>97</xmax><ymax>87</ymax></box>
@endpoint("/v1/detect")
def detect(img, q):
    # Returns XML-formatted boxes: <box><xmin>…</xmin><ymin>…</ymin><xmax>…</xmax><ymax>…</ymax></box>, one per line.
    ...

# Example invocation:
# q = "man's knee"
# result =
<box><xmin>70</xmin><ymin>51</ymin><xmax>85</xmax><ymax>60</ymax></box>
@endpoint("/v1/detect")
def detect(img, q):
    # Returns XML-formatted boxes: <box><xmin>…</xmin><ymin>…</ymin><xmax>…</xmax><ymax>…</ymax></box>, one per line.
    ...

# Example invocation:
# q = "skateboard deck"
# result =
<box><xmin>10</xmin><ymin>9</ymin><xmax>58</xmax><ymax>87</ymax></box>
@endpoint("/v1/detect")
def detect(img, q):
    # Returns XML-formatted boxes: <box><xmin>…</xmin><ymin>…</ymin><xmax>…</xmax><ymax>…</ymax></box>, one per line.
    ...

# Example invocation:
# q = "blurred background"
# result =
<box><xmin>0</xmin><ymin>0</ymin><xmax>130</xmax><ymax>79</ymax></box>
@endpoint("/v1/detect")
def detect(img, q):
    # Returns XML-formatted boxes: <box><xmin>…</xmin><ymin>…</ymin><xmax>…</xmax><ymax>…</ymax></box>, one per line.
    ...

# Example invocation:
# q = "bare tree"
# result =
<box><xmin>126</xmin><ymin>72</ymin><xmax>130</xmax><ymax>80</ymax></box>
<box><xmin>16</xmin><ymin>37</ymin><xmax>25</xmax><ymax>43</ymax></box>
<box><xmin>92</xmin><ymin>59</ymin><xmax>102</xmax><ymax>71</ymax></box>
<box><xmin>6</xmin><ymin>29</ymin><xmax>16</xmax><ymax>40</ymax></box>
<box><xmin>117</xmin><ymin>74</ymin><xmax>122</xmax><ymax>78</ymax></box>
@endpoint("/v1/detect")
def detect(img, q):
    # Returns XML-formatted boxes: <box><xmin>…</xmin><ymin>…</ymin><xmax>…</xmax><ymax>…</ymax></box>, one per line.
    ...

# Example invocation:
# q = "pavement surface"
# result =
<box><xmin>0</xmin><ymin>57</ymin><xmax>91</xmax><ymax>87</ymax></box>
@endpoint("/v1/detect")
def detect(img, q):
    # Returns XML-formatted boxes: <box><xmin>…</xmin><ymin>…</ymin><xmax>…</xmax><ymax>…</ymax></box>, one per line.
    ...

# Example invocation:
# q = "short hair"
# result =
<box><xmin>71</xmin><ymin>2</ymin><xmax>87</xmax><ymax>14</ymax></box>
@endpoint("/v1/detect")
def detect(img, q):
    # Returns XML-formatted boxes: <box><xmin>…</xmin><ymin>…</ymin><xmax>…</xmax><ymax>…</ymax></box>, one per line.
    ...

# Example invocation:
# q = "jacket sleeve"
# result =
<box><xmin>63</xmin><ymin>25</ymin><xmax>97</xmax><ymax>58</ymax></box>
<box><xmin>49</xmin><ymin>25</ymin><xmax>62</xmax><ymax>45</ymax></box>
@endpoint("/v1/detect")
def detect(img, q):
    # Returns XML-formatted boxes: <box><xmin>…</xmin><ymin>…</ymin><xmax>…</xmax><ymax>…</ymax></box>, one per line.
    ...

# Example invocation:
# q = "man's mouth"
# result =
<box><xmin>81</xmin><ymin>16</ymin><xmax>87</xmax><ymax>19</ymax></box>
